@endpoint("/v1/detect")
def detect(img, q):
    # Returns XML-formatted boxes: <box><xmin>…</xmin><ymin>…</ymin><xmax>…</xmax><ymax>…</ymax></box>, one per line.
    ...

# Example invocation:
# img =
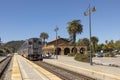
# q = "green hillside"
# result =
<box><xmin>0</xmin><ymin>40</ymin><xmax>25</xmax><ymax>55</ymax></box>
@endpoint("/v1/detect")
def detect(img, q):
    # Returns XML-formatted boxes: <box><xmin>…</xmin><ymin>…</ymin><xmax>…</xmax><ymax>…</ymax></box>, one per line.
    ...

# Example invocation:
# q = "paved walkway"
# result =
<box><xmin>93</xmin><ymin>55</ymin><xmax>120</xmax><ymax>67</ymax></box>
<box><xmin>43</xmin><ymin>55</ymin><xmax>120</xmax><ymax>80</ymax></box>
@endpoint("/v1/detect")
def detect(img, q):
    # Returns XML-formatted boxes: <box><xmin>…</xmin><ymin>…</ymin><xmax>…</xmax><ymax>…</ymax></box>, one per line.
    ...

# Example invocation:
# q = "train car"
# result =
<box><xmin>18</xmin><ymin>38</ymin><xmax>43</xmax><ymax>61</ymax></box>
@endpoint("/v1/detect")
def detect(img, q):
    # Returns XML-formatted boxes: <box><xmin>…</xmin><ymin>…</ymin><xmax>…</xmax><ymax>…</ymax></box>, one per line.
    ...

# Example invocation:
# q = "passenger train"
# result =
<box><xmin>18</xmin><ymin>38</ymin><xmax>43</xmax><ymax>61</ymax></box>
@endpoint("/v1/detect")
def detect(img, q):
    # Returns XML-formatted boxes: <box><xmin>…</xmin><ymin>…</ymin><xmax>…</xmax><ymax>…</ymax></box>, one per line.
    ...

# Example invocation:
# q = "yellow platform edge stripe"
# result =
<box><xmin>11</xmin><ymin>55</ymin><xmax>22</xmax><ymax>80</ymax></box>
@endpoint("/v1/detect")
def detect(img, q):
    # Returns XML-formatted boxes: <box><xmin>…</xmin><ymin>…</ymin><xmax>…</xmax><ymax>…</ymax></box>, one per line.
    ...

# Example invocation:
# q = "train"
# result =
<box><xmin>18</xmin><ymin>38</ymin><xmax>43</xmax><ymax>61</ymax></box>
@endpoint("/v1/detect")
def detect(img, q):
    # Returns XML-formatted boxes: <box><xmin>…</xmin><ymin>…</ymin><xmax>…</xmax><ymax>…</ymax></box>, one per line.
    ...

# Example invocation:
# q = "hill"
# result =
<box><xmin>0</xmin><ymin>40</ymin><xmax>25</xmax><ymax>53</ymax></box>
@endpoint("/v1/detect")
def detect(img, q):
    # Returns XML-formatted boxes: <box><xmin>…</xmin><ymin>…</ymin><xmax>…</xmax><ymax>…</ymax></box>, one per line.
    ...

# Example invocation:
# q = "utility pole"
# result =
<box><xmin>54</xmin><ymin>26</ymin><xmax>59</xmax><ymax>59</ymax></box>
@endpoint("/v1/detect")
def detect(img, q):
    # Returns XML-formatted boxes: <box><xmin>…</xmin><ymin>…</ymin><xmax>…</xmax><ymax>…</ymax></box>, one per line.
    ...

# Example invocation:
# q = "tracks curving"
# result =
<box><xmin>33</xmin><ymin>61</ymin><xmax>96</xmax><ymax>80</ymax></box>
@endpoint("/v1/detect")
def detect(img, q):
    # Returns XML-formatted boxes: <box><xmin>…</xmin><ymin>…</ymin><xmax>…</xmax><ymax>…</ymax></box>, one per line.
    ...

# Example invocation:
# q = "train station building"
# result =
<box><xmin>42</xmin><ymin>37</ymin><xmax>87</xmax><ymax>55</ymax></box>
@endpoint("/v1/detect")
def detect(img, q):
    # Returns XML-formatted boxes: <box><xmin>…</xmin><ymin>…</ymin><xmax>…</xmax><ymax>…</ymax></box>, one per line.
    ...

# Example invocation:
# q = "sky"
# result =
<box><xmin>0</xmin><ymin>0</ymin><xmax>120</xmax><ymax>44</ymax></box>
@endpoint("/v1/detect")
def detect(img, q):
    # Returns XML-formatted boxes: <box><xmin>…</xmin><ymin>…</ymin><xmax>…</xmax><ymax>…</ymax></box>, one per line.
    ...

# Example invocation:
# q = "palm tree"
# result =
<box><xmin>91</xmin><ymin>36</ymin><xmax>99</xmax><ymax>53</ymax></box>
<box><xmin>114</xmin><ymin>40</ymin><xmax>120</xmax><ymax>50</ymax></box>
<box><xmin>77</xmin><ymin>38</ymin><xmax>89</xmax><ymax>46</ymax></box>
<box><xmin>77</xmin><ymin>39</ymin><xmax>83</xmax><ymax>46</ymax></box>
<box><xmin>107</xmin><ymin>40</ymin><xmax>115</xmax><ymax>52</ymax></box>
<box><xmin>67</xmin><ymin>20</ymin><xmax>83</xmax><ymax>46</ymax></box>
<box><xmin>40</xmin><ymin>32</ymin><xmax>49</xmax><ymax>44</ymax></box>
<box><xmin>77</xmin><ymin>38</ymin><xmax>89</xmax><ymax>51</ymax></box>
<box><xmin>82</xmin><ymin>38</ymin><xmax>89</xmax><ymax>46</ymax></box>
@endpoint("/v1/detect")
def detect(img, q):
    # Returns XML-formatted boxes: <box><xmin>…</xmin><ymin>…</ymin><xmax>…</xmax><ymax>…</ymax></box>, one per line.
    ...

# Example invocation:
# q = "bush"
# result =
<box><xmin>109</xmin><ymin>53</ymin><xmax>115</xmax><ymax>57</ymax></box>
<box><xmin>0</xmin><ymin>53</ymin><xmax>2</xmax><ymax>56</ymax></box>
<box><xmin>0</xmin><ymin>50</ymin><xmax>3</xmax><ymax>53</ymax></box>
<box><xmin>104</xmin><ymin>53</ymin><xmax>115</xmax><ymax>57</ymax></box>
<box><xmin>74</xmin><ymin>53</ymin><xmax>90</xmax><ymax>63</ymax></box>
<box><xmin>67</xmin><ymin>53</ymin><xmax>75</xmax><ymax>57</ymax></box>
<box><xmin>116</xmin><ymin>52</ymin><xmax>120</xmax><ymax>55</ymax></box>
<box><xmin>104</xmin><ymin>53</ymin><xmax>109</xmax><ymax>57</ymax></box>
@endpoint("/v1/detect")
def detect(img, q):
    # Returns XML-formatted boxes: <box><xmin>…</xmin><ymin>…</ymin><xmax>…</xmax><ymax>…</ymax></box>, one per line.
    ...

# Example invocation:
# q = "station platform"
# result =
<box><xmin>4</xmin><ymin>53</ymin><xmax>61</xmax><ymax>80</ymax></box>
<box><xmin>3</xmin><ymin>54</ymin><xmax>120</xmax><ymax>80</ymax></box>
<box><xmin>43</xmin><ymin>55</ymin><xmax>120</xmax><ymax>80</ymax></box>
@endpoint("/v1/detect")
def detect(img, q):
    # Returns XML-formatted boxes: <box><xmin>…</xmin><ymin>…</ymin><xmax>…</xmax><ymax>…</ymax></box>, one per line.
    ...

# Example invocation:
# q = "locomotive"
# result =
<box><xmin>18</xmin><ymin>38</ymin><xmax>43</xmax><ymax>61</ymax></box>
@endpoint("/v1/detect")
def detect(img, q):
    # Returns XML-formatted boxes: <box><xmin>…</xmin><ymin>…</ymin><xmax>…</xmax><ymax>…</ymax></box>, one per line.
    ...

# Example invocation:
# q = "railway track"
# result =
<box><xmin>0</xmin><ymin>55</ymin><xmax>12</xmax><ymax>79</ymax></box>
<box><xmin>33</xmin><ymin>61</ymin><xmax>96</xmax><ymax>80</ymax></box>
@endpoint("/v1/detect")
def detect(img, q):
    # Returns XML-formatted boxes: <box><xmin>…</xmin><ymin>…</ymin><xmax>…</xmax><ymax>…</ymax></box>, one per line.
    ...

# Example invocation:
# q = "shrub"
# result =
<box><xmin>0</xmin><ymin>50</ymin><xmax>3</xmax><ymax>53</ymax></box>
<box><xmin>104</xmin><ymin>53</ymin><xmax>115</xmax><ymax>57</ymax></box>
<box><xmin>0</xmin><ymin>53</ymin><xmax>2</xmax><ymax>56</ymax></box>
<box><xmin>109</xmin><ymin>53</ymin><xmax>115</xmax><ymax>57</ymax></box>
<box><xmin>116</xmin><ymin>52</ymin><xmax>120</xmax><ymax>55</ymax></box>
<box><xmin>67</xmin><ymin>53</ymin><xmax>75</xmax><ymax>56</ymax></box>
<box><xmin>104</xmin><ymin>53</ymin><xmax>109</xmax><ymax>57</ymax></box>
<box><xmin>74</xmin><ymin>53</ymin><xmax>90</xmax><ymax>63</ymax></box>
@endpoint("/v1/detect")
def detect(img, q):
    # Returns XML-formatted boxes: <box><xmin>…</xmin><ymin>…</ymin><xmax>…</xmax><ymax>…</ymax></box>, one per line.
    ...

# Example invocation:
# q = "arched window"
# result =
<box><xmin>71</xmin><ymin>47</ymin><xmax>77</xmax><ymax>53</ymax></box>
<box><xmin>80</xmin><ymin>48</ymin><xmax>85</xmax><ymax>54</ymax></box>
<box><xmin>64</xmin><ymin>48</ymin><xmax>70</xmax><ymax>55</ymax></box>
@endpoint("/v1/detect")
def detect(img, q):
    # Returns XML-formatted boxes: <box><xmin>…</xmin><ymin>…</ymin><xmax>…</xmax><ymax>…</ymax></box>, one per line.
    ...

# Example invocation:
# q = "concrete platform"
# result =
<box><xmin>4</xmin><ymin>53</ymin><xmax>61</xmax><ymax>80</ymax></box>
<box><xmin>11</xmin><ymin>54</ymin><xmax>22</xmax><ymax>80</ymax></box>
<box><xmin>43</xmin><ymin>55</ymin><xmax>120</xmax><ymax>80</ymax></box>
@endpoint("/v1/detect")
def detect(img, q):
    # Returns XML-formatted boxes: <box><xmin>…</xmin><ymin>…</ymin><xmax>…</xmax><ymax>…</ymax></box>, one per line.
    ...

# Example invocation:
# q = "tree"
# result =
<box><xmin>77</xmin><ymin>38</ymin><xmax>89</xmax><ymax>50</ymax></box>
<box><xmin>77</xmin><ymin>39</ymin><xmax>83</xmax><ymax>46</ymax></box>
<box><xmin>0</xmin><ymin>49</ymin><xmax>3</xmax><ymax>53</ymax></box>
<box><xmin>82</xmin><ymin>38</ymin><xmax>89</xmax><ymax>46</ymax></box>
<box><xmin>67</xmin><ymin>20</ymin><xmax>83</xmax><ymax>46</ymax></box>
<box><xmin>114</xmin><ymin>40</ymin><xmax>120</xmax><ymax>50</ymax></box>
<box><xmin>40</xmin><ymin>32</ymin><xmax>49</xmax><ymax>44</ymax></box>
<box><xmin>107</xmin><ymin>40</ymin><xmax>115</xmax><ymax>52</ymax></box>
<box><xmin>91</xmin><ymin>36</ymin><xmax>99</xmax><ymax>53</ymax></box>
<box><xmin>69</xmin><ymin>34</ymin><xmax>74</xmax><ymax>45</ymax></box>
<box><xmin>0</xmin><ymin>49</ymin><xmax>4</xmax><ymax>56</ymax></box>
<box><xmin>77</xmin><ymin>38</ymin><xmax>89</xmax><ymax>46</ymax></box>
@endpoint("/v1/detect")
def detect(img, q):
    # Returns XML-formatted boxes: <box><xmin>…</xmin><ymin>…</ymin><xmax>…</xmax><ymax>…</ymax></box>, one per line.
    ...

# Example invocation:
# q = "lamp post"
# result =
<box><xmin>54</xmin><ymin>26</ymin><xmax>59</xmax><ymax>59</ymax></box>
<box><xmin>84</xmin><ymin>4</ymin><xmax>96</xmax><ymax>65</ymax></box>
